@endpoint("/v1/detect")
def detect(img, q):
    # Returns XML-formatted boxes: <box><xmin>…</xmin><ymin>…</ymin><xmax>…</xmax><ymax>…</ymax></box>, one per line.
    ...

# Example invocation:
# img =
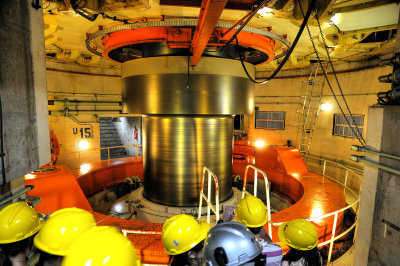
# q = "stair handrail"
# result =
<box><xmin>197</xmin><ymin>167</ymin><xmax>219</xmax><ymax>225</ymax></box>
<box><xmin>242</xmin><ymin>165</ymin><xmax>272</xmax><ymax>240</ymax></box>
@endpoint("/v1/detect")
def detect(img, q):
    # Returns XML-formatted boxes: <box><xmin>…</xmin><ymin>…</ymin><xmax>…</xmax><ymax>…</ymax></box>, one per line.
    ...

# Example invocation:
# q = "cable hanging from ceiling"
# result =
<box><xmin>69</xmin><ymin>0</ymin><xmax>133</xmax><ymax>23</ymax></box>
<box><xmin>297</xmin><ymin>1</ymin><xmax>366</xmax><ymax>147</ymax></box>
<box><xmin>236</xmin><ymin>0</ymin><xmax>317</xmax><ymax>84</ymax></box>
<box><xmin>220</xmin><ymin>0</ymin><xmax>269</xmax><ymax>50</ymax></box>
<box><xmin>314</xmin><ymin>12</ymin><xmax>366</xmax><ymax>146</ymax></box>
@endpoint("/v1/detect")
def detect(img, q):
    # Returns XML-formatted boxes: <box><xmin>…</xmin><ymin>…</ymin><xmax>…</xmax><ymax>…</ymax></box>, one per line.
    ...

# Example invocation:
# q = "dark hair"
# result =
<box><xmin>282</xmin><ymin>247</ymin><xmax>322</xmax><ymax>266</ymax></box>
<box><xmin>170</xmin><ymin>240</ymin><xmax>205</xmax><ymax>266</ymax></box>
<box><xmin>0</xmin><ymin>252</ymin><xmax>12</xmax><ymax>266</ymax></box>
<box><xmin>36</xmin><ymin>250</ymin><xmax>63</xmax><ymax>266</ymax></box>
<box><xmin>1</xmin><ymin>237</ymin><xmax>31</xmax><ymax>258</ymax></box>
<box><xmin>0</xmin><ymin>236</ymin><xmax>34</xmax><ymax>266</ymax></box>
<box><xmin>248</xmin><ymin>226</ymin><xmax>262</xmax><ymax>235</ymax></box>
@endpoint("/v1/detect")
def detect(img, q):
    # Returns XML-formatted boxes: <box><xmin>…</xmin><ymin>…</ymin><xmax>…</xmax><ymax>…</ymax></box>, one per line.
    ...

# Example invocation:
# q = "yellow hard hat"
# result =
<box><xmin>0</xmin><ymin>201</ymin><xmax>43</xmax><ymax>244</ymax></box>
<box><xmin>34</xmin><ymin>208</ymin><xmax>96</xmax><ymax>256</ymax></box>
<box><xmin>278</xmin><ymin>219</ymin><xmax>318</xmax><ymax>250</ymax></box>
<box><xmin>235</xmin><ymin>195</ymin><xmax>268</xmax><ymax>228</ymax></box>
<box><xmin>162</xmin><ymin>214</ymin><xmax>210</xmax><ymax>255</ymax></box>
<box><xmin>61</xmin><ymin>226</ymin><xmax>141</xmax><ymax>266</ymax></box>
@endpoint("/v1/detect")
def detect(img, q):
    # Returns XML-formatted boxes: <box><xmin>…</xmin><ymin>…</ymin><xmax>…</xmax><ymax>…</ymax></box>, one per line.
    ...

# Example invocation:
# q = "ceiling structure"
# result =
<box><xmin>43</xmin><ymin>0</ymin><xmax>399</xmax><ymax>74</ymax></box>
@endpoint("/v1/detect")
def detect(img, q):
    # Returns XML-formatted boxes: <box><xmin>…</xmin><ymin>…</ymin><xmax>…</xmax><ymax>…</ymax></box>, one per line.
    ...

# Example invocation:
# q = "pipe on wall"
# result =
<box><xmin>48</xmin><ymin>100</ymin><xmax>122</xmax><ymax>106</ymax></box>
<box><xmin>49</xmin><ymin>110</ymin><xmax>121</xmax><ymax>115</ymax></box>
<box><xmin>350</xmin><ymin>155</ymin><xmax>400</xmax><ymax>176</ymax></box>
<box><xmin>351</xmin><ymin>145</ymin><xmax>400</xmax><ymax>161</ymax></box>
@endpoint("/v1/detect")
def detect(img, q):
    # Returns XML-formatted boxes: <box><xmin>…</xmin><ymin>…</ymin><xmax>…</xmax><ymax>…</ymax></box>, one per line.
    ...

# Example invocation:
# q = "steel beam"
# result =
<box><xmin>190</xmin><ymin>0</ymin><xmax>228</xmax><ymax>66</ymax></box>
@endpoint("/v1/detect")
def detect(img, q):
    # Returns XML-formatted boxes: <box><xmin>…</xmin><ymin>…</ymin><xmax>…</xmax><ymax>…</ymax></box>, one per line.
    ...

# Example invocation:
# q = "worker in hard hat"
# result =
<box><xmin>162</xmin><ymin>214</ymin><xmax>210</xmax><ymax>266</ymax></box>
<box><xmin>204</xmin><ymin>221</ymin><xmax>266</xmax><ymax>266</ymax></box>
<box><xmin>0</xmin><ymin>202</ymin><xmax>44</xmax><ymax>266</ymax></box>
<box><xmin>278</xmin><ymin>219</ymin><xmax>322</xmax><ymax>266</ymax></box>
<box><xmin>61</xmin><ymin>226</ymin><xmax>141</xmax><ymax>266</ymax></box>
<box><xmin>235</xmin><ymin>195</ymin><xmax>283</xmax><ymax>266</ymax></box>
<box><xmin>33</xmin><ymin>207</ymin><xmax>97</xmax><ymax>266</ymax></box>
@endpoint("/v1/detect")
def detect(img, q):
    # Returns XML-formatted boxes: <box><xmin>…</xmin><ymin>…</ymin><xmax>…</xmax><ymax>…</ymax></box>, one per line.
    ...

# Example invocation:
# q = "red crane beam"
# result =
<box><xmin>190</xmin><ymin>0</ymin><xmax>228</xmax><ymax>66</ymax></box>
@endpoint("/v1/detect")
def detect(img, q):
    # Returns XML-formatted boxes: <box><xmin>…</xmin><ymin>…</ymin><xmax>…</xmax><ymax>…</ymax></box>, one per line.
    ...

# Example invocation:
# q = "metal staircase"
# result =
<box><xmin>298</xmin><ymin>65</ymin><xmax>325</xmax><ymax>153</ymax></box>
<box><xmin>100</xmin><ymin>117</ymin><xmax>128</xmax><ymax>160</ymax></box>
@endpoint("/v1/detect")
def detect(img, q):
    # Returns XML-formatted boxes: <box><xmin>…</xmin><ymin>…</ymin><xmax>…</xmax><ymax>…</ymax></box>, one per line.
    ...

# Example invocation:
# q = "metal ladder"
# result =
<box><xmin>298</xmin><ymin>65</ymin><xmax>325</xmax><ymax>153</ymax></box>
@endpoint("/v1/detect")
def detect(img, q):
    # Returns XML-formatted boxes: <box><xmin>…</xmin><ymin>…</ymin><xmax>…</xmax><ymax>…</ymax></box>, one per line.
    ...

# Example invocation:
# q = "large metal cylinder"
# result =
<box><xmin>122</xmin><ymin>56</ymin><xmax>255</xmax><ymax>207</ymax></box>
<box><xmin>142</xmin><ymin>115</ymin><xmax>233</xmax><ymax>206</ymax></box>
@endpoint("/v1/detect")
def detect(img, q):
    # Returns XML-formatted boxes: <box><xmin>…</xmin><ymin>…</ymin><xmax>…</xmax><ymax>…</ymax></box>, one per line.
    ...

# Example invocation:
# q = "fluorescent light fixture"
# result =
<box><xmin>255</xmin><ymin>140</ymin><xmax>265</xmax><ymax>147</ymax></box>
<box><xmin>78</xmin><ymin>140</ymin><xmax>89</xmax><ymax>150</ymax></box>
<box><xmin>330</xmin><ymin>13</ymin><xmax>340</xmax><ymax>25</ymax></box>
<box><xmin>320</xmin><ymin>103</ymin><xmax>332</xmax><ymax>112</ymax></box>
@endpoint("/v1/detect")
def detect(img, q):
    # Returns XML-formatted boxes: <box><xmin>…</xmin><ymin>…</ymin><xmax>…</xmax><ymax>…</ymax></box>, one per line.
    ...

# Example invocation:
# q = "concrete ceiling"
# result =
<box><xmin>43</xmin><ymin>0</ymin><xmax>399</xmax><ymax>73</ymax></box>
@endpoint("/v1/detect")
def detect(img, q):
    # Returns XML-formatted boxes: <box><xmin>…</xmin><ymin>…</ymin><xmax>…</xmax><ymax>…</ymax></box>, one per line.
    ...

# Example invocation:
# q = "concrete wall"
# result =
<box><xmin>47</xmin><ymin>70</ymin><xmax>121</xmax><ymax>169</ymax></box>
<box><xmin>248</xmin><ymin>66</ymin><xmax>391</xmax><ymax>190</ymax></box>
<box><xmin>114</xmin><ymin>117</ymin><xmax>142</xmax><ymax>156</ymax></box>
<box><xmin>249</xmin><ymin>66</ymin><xmax>391</xmax><ymax>164</ymax></box>
<box><xmin>0</xmin><ymin>0</ymin><xmax>49</xmax><ymax>194</ymax></box>
<box><xmin>354</xmin><ymin>105</ymin><xmax>400</xmax><ymax>266</ymax></box>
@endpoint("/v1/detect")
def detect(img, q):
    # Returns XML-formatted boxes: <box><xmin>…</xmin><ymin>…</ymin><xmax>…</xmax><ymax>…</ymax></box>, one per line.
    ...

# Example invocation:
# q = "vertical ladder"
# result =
<box><xmin>298</xmin><ymin>65</ymin><xmax>325</xmax><ymax>153</ymax></box>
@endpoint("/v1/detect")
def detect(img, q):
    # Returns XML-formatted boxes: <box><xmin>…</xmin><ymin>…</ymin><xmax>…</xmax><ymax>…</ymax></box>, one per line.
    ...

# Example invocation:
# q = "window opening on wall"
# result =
<box><xmin>333</xmin><ymin>114</ymin><xmax>364</xmax><ymax>138</ymax></box>
<box><xmin>255</xmin><ymin>111</ymin><xmax>285</xmax><ymax>130</ymax></box>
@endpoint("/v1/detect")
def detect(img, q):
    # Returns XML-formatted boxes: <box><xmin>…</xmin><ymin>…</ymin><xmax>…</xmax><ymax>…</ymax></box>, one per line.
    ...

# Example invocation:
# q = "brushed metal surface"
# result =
<box><xmin>122</xmin><ymin>74</ymin><xmax>254</xmax><ymax>115</ymax></box>
<box><xmin>142</xmin><ymin>115</ymin><xmax>233</xmax><ymax>207</ymax></box>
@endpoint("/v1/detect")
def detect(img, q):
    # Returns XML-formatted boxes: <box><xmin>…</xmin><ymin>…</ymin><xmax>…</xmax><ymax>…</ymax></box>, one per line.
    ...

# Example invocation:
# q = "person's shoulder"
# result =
<box><xmin>263</xmin><ymin>242</ymin><xmax>282</xmax><ymax>250</ymax></box>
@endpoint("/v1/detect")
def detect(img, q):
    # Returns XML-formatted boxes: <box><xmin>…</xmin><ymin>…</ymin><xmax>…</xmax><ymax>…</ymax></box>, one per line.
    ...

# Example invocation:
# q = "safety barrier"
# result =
<box><xmin>198</xmin><ymin>167</ymin><xmax>220</xmax><ymax>225</ymax></box>
<box><xmin>55</xmin><ymin>144</ymin><xmax>143</xmax><ymax>169</ymax></box>
<box><xmin>102</xmin><ymin>144</ymin><xmax>142</xmax><ymax>160</ymax></box>
<box><xmin>242</xmin><ymin>165</ymin><xmax>272</xmax><ymax>240</ymax></box>
<box><xmin>269</xmin><ymin>154</ymin><xmax>362</xmax><ymax>264</ymax></box>
<box><xmin>122</xmin><ymin>229</ymin><xmax>162</xmax><ymax>237</ymax></box>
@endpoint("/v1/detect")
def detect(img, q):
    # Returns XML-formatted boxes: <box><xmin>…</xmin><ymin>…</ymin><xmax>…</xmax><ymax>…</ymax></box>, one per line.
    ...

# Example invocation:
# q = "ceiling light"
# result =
<box><xmin>257</xmin><ymin>7</ymin><xmax>273</xmax><ymax>16</ymax></box>
<box><xmin>320</xmin><ymin>103</ymin><xmax>332</xmax><ymax>112</ymax></box>
<box><xmin>330</xmin><ymin>13</ymin><xmax>340</xmax><ymax>25</ymax></box>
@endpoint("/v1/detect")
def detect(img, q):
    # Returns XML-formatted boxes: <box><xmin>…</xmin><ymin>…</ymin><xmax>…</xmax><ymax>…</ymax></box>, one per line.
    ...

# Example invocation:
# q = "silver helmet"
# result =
<box><xmin>204</xmin><ymin>222</ymin><xmax>262</xmax><ymax>266</ymax></box>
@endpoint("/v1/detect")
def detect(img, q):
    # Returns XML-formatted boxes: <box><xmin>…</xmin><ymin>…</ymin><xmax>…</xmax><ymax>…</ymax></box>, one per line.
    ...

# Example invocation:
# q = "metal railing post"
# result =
<box><xmin>198</xmin><ymin>170</ymin><xmax>205</xmax><ymax>221</ymax></box>
<box><xmin>344</xmin><ymin>169</ymin><xmax>349</xmax><ymax>194</ymax></box>
<box><xmin>107</xmin><ymin>147</ymin><xmax>110</xmax><ymax>160</ymax></box>
<box><xmin>198</xmin><ymin>167</ymin><xmax>219</xmax><ymax>225</ymax></box>
<box><xmin>254</xmin><ymin>169</ymin><xmax>258</xmax><ymax>197</ymax></box>
<box><xmin>327</xmin><ymin>212</ymin><xmax>338</xmax><ymax>263</ymax></box>
<box><xmin>207</xmin><ymin>171</ymin><xmax>212</xmax><ymax>224</ymax></box>
<box><xmin>353</xmin><ymin>201</ymin><xmax>360</xmax><ymax>244</ymax></box>
<box><xmin>242</xmin><ymin>165</ymin><xmax>272</xmax><ymax>240</ymax></box>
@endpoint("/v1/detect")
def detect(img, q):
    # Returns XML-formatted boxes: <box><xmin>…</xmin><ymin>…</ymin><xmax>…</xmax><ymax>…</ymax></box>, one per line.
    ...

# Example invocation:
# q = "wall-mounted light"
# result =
<box><xmin>78</xmin><ymin>140</ymin><xmax>89</xmax><ymax>150</ymax></box>
<box><xmin>255</xmin><ymin>140</ymin><xmax>265</xmax><ymax>148</ymax></box>
<box><xmin>320</xmin><ymin>103</ymin><xmax>332</xmax><ymax>112</ymax></box>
